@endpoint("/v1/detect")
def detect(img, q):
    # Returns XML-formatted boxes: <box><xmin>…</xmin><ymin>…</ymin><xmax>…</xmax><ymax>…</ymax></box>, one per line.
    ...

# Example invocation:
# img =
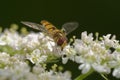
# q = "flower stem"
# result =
<box><xmin>74</xmin><ymin>69</ymin><xmax>94</xmax><ymax>80</ymax></box>
<box><xmin>100</xmin><ymin>74</ymin><xmax>108</xmax><ymax>80</ymax></box>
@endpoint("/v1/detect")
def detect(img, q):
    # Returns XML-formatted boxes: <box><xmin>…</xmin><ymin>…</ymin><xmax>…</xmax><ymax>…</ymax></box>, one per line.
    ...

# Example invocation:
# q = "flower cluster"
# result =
<box><xmin>0</xmin><ymin>24</ymin><xmax>120</xmax><ymax>80</ymax></box>
<box><xmin>62</xmin><ymin>31</ymin><xmax>120</xmax><ymax>79</ymax></box>
<box><xmin>0</xmin><ymin>25</ymin><xmax>71</xmax><ymax>80</ymax></box>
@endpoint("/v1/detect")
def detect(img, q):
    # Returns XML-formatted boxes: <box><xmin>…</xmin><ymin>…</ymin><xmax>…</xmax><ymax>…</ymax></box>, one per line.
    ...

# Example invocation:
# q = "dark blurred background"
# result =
<box><xmin>0</xmin><ymin>0</ymin><xmax>120</xmax><ymax>39</ymax></box>
<box><xmin>0</xmin><ymin>0</ymin><xmax>120</xmax><ymax>79</ymax></box>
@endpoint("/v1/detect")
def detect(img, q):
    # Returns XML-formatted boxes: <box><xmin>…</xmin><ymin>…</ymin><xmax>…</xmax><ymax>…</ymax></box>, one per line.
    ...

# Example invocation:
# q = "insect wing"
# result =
<box><xmin>61</xmin><ymin>22</ymin><xmax>79</xmax><ymax>35</ymax></box>
<box><xmin>21</xmin><ymin>21</ymin><xmax>47</xmax><ymax>32</ymax></box>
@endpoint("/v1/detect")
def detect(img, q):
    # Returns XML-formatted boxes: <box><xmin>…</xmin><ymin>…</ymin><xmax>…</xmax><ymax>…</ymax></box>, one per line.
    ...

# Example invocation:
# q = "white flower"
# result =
<box><xmin>45</xmin><ymin>36</ymin><xmax>55</xmax><ymax>52</ymax></box>
<box><xmin>113</xmin><ymin>67</ymin><xmax>120</xmax><ymax>78</ymax></box>
<box><xmin>92</xmin><ymin>63</ymin><xmax>111</xmax><ymax>73</ymax></box>
<box><xmin>1</xmin><ymin>25</ymin><xmax>120</xmax><ymax>79</ymax></box>
<box><xmin>0</xmin><ymin>69</ymin><xmax>12</xmax><ymax>80</ymax></box>
<box><xmin>74</xmin><ymin>39</ymin><xmax>92</xmax><ymax>56</ymax></box>
<box><xmin>32</xmin><ymin>64</ymin><xmax>45</xmax><ymax>74</ymax></box>
<box><xmin>79</xmin><ymin>63</ymin><xmax>91</xmax><ymax>74</ymax></box>
<box><xmin>75</xmin><ymin>56</ymin><xmax>84</xmax><ymax>63</ymax></box>
<box><xmin>81</xmin><ymin>31</ymin><xmax>93</xmax><ymax>44</ymax></box>
<box><xmin>0</xmin><ymin>41</ymin><xmax>6</xmax><ymax>45</ymax></box>
<box><xmin>110</xmin><ymin>51</ymin><xmax>120</xmax><ymax>67</ymax></box>
<box><xmin>26</xmin><ymin>49</ymin><xmax>48</xmax><ymax>64</ymax></box>
<box><xmin>109</xmin><ymin>51</ymin><xmax>120</xmax><ymax>78</ymax></box>
<box><xmin>0</xmin><ymin>52</ymin><xmax>10</xmax><ymax>65</ymax></box>
<box><xmin>38</xmin><ymin>70</ymin><xmax>71</xmax><ymax>80</ymax></box>
<box><xmin>21</xmin><ymin>33</ymin><xmax>40</xmax><ymax>49</ymax></box>
<box><xmin>0</xmin><ymin>29</ymin><xmax>22</xmax><ymax>50</ymax></box>
<box><xmin>0</xmin><ymin>61</ymin><xmax>33</xmax><ymax>80</ymax></box>
<box><xmin>74</xmin><ymin>39</ymin><xmax>85</xmax><ymax>54</ymax></box>
<box><xmin>103</xmin><ymin>34</ymin><xmax>119</xmax><ymax>48</ymax></box>
<box><xmin>108</xmin><ymin>60</ymin><xmax>118</xmax><ymax>68</ymax></box>
<box><xmin>62</xmin><ymin>55</ymin><xmax>69</xmax><ymax>64</ymax></box>
<box><xmin>21</xmin><ymin>32</ymin><xmax>56</xmax><ymax>53</ymax></box>
<box><xmin>73</xmin><ymin>32</ymin><xmax>115</xmax><ymax>75</ymax></box>
<box><xmin>61</xmin><ymin>45</ymin><xmax>76</xmax><ymax>64</ymax></box>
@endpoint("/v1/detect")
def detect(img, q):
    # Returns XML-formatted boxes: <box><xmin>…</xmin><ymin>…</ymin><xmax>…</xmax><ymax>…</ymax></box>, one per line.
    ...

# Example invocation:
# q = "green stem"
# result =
<box><xmin>74</xmin><ymin>69</ymin><xmax>94</xmax><ymax>80</ymax></box>
<box><xmin>100</xmin><ymin>74</ymin><xmax>108</xmax><ymax>80</ymax></box>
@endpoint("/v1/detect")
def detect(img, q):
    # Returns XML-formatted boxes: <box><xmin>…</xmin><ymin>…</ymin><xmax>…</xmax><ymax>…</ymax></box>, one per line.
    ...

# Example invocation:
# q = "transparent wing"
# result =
<box><xmin>21</xmin><ymin>21</ymin><xmax>47</xmax><ymax>32</ymax></box>
<box><xmin>61</xmin><ymin>22</ymin><xmax>79</xmax><ymax>35</ymax></box>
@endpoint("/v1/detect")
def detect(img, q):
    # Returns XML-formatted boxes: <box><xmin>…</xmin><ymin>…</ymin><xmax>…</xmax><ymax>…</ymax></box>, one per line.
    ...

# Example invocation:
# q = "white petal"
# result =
<box><xmin>82</xmin><ymin>64</ymin><xmax>91</xmax><ymax>74</ymax></box>
<box><xmin>92</xmin><ymin>63</ymin><xmax>110</xmax><ymax>73</ymax></box>
<box><xmin>113</xmin><ymin>67</ymin><xmax>120</xmax><ymax>78</ymax></box>
<box><xmin>79</xmin><ymin>63</ymin><xmax>91</xmax><ymax>74</ymax></box>
<box><xmin>78</xmin><ymin>64</ymin><xmax>85</xmax><ymax>70</ymax></box>
<box><xmin>75</xmin><ymin>56</ymin><xmax>80</xmax><ymax>63</ymax></box>
<box><xmin>75</xmin><ymin>56</ymin><xmax>84</xmax><ymax>63</ymax></box>
<box><xmin>108</xmin><ymin>61</ymin><xmax>118</xmax><ymax>68</ymax></box>
<box><xmin>69</xmin><ymin>55</ymin><xmax>75</xmax><ymax>61</ymax></box>
<box><xmin>0</xmin><ymin>41</ymin><xmax>6</xmax><ymax>45</ymax></box>
<box><xmin>62</xmin><ymin>57</ymin><xmax>69</xmax><ymax>64</ymax></box>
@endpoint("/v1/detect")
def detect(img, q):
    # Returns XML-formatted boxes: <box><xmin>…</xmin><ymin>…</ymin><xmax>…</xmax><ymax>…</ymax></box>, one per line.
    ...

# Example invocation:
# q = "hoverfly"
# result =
<box><xmin>21</xmin><ymin>20</ymin><xmax>78</xmax><ymax>50</ymax></box>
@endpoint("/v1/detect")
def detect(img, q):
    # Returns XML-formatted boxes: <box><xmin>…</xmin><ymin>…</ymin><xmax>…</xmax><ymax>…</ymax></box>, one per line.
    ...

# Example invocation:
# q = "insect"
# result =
<box><xmin>21</xmin><ymin>20</ymin><xmax>78</xmax><ymax>50</ymax></box>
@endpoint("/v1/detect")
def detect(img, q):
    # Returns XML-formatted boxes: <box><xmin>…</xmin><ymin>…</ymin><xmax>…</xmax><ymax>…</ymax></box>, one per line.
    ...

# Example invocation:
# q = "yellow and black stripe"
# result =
<box><xmin>41</xmin><ymin>20</ymin><xmax>56</xmax><ymax>31</ymax></box>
